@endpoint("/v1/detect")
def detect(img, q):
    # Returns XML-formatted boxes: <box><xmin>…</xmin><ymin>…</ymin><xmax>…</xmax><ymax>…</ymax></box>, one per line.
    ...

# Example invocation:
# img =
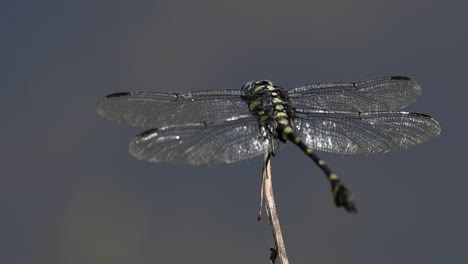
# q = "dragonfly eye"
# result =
<box><xmin>241</xmin><ymin>81</ymin><xmax>254</xmax><ymax>92</ymax></box>
<box><xmin>241</xmin><ymin>80</ymin><xmax>274</xmax><ymax>93</ymax></box>
<box><xmin>255</xmin><ymin>80</ymin><xmax>273</xmax><ymax>86</ymax></box>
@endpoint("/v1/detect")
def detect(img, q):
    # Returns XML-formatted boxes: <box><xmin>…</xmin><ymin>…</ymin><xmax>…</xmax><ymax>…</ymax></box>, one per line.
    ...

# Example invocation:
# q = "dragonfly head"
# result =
<box><xmin>241</xmin><ymin>80</ymin><xmax>274</xmax><ymax>94</ymax></box>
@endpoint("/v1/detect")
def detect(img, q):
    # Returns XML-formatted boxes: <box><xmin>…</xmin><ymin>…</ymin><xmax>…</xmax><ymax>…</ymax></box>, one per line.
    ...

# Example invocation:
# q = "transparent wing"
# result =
<box><xmin>293</xmin><ymin>109</ymin><xmax>441</xmax><ymax>155</ymax></box>
<box><xmin>288</xmin><ymin>76</ymin><xmax>422</xmax><ymax>112</ymax></box>
<box><xmin>97</xmin><ymin>90</ymin><xmax>249</xmax><ymax>128</ymax></box>
<box><xmin>129</xmin><ymin>115</ymin><xmax>282</xmax><ymax>166</ymax></box>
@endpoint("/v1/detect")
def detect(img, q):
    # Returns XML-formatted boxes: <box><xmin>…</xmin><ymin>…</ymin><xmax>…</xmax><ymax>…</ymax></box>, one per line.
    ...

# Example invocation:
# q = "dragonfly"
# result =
<box><xmin>97</xmin><ymin>76</ymin><xmax>441</xmax><ymax>213</ymax></box>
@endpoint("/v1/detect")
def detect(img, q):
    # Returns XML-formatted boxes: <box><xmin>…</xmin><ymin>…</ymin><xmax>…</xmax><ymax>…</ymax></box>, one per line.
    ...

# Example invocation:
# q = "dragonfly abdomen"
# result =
<box><xmin>276</xmin><ymin>123</ymin><xmax>357</xmax><ymax>213</ymax></box>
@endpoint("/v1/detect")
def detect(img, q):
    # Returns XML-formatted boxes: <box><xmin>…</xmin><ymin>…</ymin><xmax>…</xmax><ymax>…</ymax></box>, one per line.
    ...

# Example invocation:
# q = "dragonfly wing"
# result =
<box><xmin>129</xmin><ymin>115</ymin><xmax>282</xmax><ymax>166</ymax></box>
<box><xmin>293</xmin><ymin>109</ymin><xmax>441</xmax><ymax>155</ymax></box>
<box><xmin>97</xmin><ymin>90</ymin><xmax>249</xmax><ymax>128</ymax></box>
<box><xmin>288</xmin><ymin>76</ymin><xmax>422</xmax><ymax>112</ymax></box>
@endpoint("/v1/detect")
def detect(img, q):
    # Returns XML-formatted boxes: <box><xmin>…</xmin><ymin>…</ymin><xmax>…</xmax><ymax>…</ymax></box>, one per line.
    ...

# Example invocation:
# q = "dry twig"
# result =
<box><xmin>260</xmin><ymin>152</ymin><xmax>289</xmax><ymax>264</ymax></box>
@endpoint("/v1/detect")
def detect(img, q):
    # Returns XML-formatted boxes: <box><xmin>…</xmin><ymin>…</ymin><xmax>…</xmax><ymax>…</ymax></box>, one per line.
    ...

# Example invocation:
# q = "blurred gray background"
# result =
<box><xmin>1</xmin><ymin>1</ymin><xmax>467</xmax><ymax>263</ymax></box>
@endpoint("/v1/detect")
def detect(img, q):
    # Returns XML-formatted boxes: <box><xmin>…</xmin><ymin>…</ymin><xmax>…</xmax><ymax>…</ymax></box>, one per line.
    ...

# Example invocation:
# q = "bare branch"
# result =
<box><xmin>262</xmin><ymin>152</ymin><xmax>289</xmax><ymax>264</ymax></box>
<box><xmin>257</xmin><ymin>162</ymin><xmax>266</xmax><ymax>222</ymax></box>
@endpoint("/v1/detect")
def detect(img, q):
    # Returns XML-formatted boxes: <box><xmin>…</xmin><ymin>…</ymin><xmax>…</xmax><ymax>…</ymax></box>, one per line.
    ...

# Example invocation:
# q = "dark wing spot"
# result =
<box><xmin>409</xmin><ymin>112</ymin><xmax>433</xmax><ymax>118</ymax></box>
<box><xmin>105</xmin><ymin>92</ymin><xmax>132</xmax><ymax>98</ymax></box>
<box><xmin>390</xmin><ymin>76</ymin><xmax>411</xmax><ymax>81</ymax></box>
<box><xmin>139</xmin><ymin>128</ymin><xmax>159</xmax><ymax>138</ymax></box>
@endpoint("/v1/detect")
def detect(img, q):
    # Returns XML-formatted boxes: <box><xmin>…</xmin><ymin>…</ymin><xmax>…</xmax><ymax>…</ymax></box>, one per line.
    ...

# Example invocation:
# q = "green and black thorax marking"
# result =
<box><xmin>242</xmin><ymin>80</ymin><xmax>357</xmax><ymax>213</ymax></box>
<box><xmin>241</xmin><ymin>80</ymin><xmax>296</xmax><ymax>140</ymax></box>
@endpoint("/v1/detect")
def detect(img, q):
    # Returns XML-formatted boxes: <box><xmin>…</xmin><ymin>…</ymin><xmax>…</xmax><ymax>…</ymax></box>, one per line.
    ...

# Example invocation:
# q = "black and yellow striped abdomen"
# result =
<box><xmin>276</xmin><ymin>123</ymin><xmax>357</xmax><ymax>212</ymax></box>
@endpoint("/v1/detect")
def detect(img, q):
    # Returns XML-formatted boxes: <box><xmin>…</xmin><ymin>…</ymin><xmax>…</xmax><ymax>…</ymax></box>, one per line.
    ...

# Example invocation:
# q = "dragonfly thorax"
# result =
<box><xmin>241</xmin><ymin>81</ymin><xmax>295</xmax><ymax>141</ymax></box>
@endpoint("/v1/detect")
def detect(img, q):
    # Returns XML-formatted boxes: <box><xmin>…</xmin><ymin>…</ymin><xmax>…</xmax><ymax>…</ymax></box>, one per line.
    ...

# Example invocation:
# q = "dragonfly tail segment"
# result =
<box><xmin>276</xmin><ymin>123</ymin><xmax>358</xmax><ymax>213</ymax></box>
